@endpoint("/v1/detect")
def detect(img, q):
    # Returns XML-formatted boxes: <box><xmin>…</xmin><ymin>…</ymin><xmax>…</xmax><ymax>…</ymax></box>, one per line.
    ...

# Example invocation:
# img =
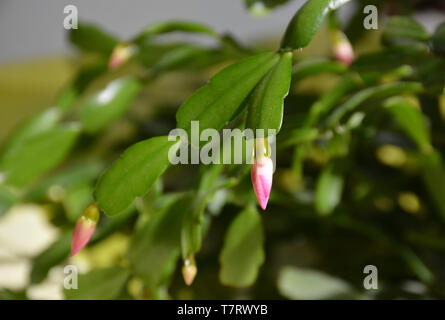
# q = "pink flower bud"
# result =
<box><xmin>182</xmin><ymin>256</ymin><xmax>197</xmax><ymax>286</ymax></box>
<box><xmin>108</xmin><ymin>43</ymin><xmax>136</xmax><ymax>70</ymax></box>
<box><xmin>71</xmin><ymin>204</ymin><xmax>100</xmax><ymax>257</ymax></box>
<box><xmin>331</xmin><ymin>30</ymin><xmax>354</xmax><ymax>66</ymax></box>
<box><xmin>251</xmin><ymin>139</ymin><xmax>274</xmax><ymax>210</ymax></box>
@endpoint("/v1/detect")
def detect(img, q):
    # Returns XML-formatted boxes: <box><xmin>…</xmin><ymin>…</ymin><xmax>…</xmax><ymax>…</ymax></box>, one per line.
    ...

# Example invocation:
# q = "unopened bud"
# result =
<box><xmin>331</xmin><ymin>30</ymin><xmax>354</xmax><ymax>66</ymax></box>
<box><xmin>182</xmin><ymin>256</ymin><xmax>197</xmax><ymax>286</ymax></box>
<box><xmin>71</xmin><ymin>203</ymin><xmax>100</xmax><ymax>257</ymax></box>
<box><xmin>108</xmin><ymin>43</ymin><xmax>136</xmax><ymax>70</ymax></box>
<box><xmin>251</xmin><ymin>138</ymin><xmax>273</xmax><ymax>210</ymax></box>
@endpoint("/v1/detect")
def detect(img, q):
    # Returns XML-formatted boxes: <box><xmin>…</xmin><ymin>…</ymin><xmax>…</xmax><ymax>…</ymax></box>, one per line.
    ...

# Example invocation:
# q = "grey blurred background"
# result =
<box><xmin>1</xmin><ymin>0</ymin><xmax>444</xmax><ymax>63</ymax></box>
<box><xmin>0</xmin><ymin>0</ymin><xmax>302</xmax><ymax>62</ymax></box>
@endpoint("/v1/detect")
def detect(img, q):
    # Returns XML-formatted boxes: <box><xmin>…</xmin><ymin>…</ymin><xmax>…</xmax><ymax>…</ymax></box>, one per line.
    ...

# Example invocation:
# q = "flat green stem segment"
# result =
<box><xmin>292</xmin><ymin>58</ymin><xmax>347</xmax><ymax>81</ymax></box>
<box><xmin>69</xmin><ymin>23</ymin><xmax>118</xmax><ymax>54</ymax></box>
<box><xmin>384</xmin><ymin>97</ymin><xmax>432</xmax><ymax>153</ymax></box>
<box><xmin>128</xmin><ymin>194</ymin><xmax>186</xmax><ymax>288</ymax></box>
<box><xmin>382</xmin><ymin>16</ymin><xmax>430</xmax><ymax>46</ymax></box>
<box><xmin>219</xmin><ymin>206</ymin><xmax>265</xmax><ymax>287</ymax></box>
<box><xmin>79</xmin><ymin>77</ymin><xmax>142</xmax><ymax>133</ymax></box>
<box><xmin>65</xmin><ymin>267</ymin><xmax>130</xmax><ymax>300</ymax></box>
<box><xmin>246</xmin><ymin>52</ymin><xmax>293</xmax><ymax>135</ymax></box>
<box><xmin>304</xmin><ymin>75</ymin><xmax>360</xmax><ymax>127</ymax></box>
<box><xmin>281</xmin><ymin>0</ymin><xmax>351</xmax><ymax>50</ymax></box>
<box><xmin>326</xmin><ymin>82</ymin><xmax>423</xmax><ymax>127</ymax></box>
<box><xmin>432</xmin><ymin>22</ymin><xmax>445</xmax><ymax>56</ymax></box>
<box><xmin>315</xmin><ymin>162</ymin><xmax>344</xmax><ymax>216</ymax></box>
<box><xmin>420</xmin><ymin>153</ymin><xmax>445</xmax><ymax>224</ymax></box>
<box><xmin>176</xmin><ymin>52</ymin><xmax>279</xmax><ymax>139</ymax></box>
<box><xmin>1</xmin><ymin>124</ymin><xmax>80</xmax><ymax>187</ymax></box>
<box><xmin>94</xmin><ymin>136</ymin><xmax>180</xmax><ymax>216</ymax></box>
<box><xmin>134</xmin><ymin>20</ymin><xmax>217</xmax><ymax>44</ymax></box>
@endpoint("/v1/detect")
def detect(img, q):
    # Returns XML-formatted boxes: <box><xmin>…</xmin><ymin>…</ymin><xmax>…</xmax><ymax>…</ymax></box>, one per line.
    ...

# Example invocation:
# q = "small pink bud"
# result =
<box><xmin>182</xmin><ymin>256</ymin><xmax>197</xmax><ymax>286</ymax></box>
<box><xmin>331</xmin><ymin>30</ymin><xmax>354</xmax><ymax>66</ymax></box>
<box><xmin>108</xmin><ymin>43</ymin><xmax>136</xmax><ymax>70</ymax></box>
<box><xmin>71</xmin><ymin>204</ymin><xmax>100</xmax><ymax>257</ymax></box>
<box><xmin>251</xmin><ymin>138</ymin><xmax>274</xmax><ymax>210</ymax></box>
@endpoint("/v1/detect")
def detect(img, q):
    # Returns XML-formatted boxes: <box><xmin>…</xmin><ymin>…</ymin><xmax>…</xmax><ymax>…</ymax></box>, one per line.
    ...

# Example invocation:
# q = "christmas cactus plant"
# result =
<box><xmin>1</xmin><ymin>0</ymin><xmax>445</xmax><ymax>300</ymax></box>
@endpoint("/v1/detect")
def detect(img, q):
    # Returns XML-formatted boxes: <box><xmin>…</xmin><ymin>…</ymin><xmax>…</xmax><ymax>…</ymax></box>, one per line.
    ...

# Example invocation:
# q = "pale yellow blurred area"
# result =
<box><xmin>0</xmin><ymin>57</ymin><xmax>76</xmax><ymax>143</ymax></box>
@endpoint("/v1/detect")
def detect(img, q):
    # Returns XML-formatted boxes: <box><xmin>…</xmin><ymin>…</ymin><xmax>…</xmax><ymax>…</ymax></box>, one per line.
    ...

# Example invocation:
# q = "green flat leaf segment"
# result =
<box><xmin>1</xmin><ymin>124</ymin><xmax>81</xmax><ymax>188</ymax></box>
<box><xmin>69</xmin><ymin>23</ymin><xmax>119</xmax><ymax>54</ymax></box>
<box><xmin>304</xmin><ymin>75</ymin><xmax>359</xmax><ymax>127</ymax></box>
<box><xmin>432</xmin><ymin>22</ymin><xmax>445</xmax><ymax>56</ymax></box>
<box><xmin>292</xmin><ymin>58</ymin><xmax>347</xmax><ymax>80</ymax></box>
<box><xmin>279</xmin><ymin>128</ymin><xmax>319</xmax><ymax>148</ymax></box>
<box><xmin>246</xmin><ymin>52</ymin><xmax>293</xmax><ymax>134</ymax></box>
<box><xmin>57</xmin><ymin>61</ymin><xmax>109</xmax><ymax>112</ymax></box>
<box><xmin>65</xmin><ymin>267</ymin><xmax>130</xmax><ymax>300</ymax></box>
<box><xmin>176</xmin><ymin>52</ymin><xmax>279</xmax><ymax>139</ymax></box>
<box><xmin>181</xmin><ymin>164</ymin><xmax>224</xmax><ymax>259</ymax></box>
<box><xmin>0</xmin><ymin>108</ymin><xmax>61</xmax><ymax>157</ymax></box>
<box><xmin>79</xmin><ymin>77</ymin><xmax>142</xmax><ymax>133</ymax></box>
<box><xmin>277</xmin><ymin>266</ymin><xmax>356</xmax><ymax>299</ymax></box>
<box><xmin>421</xmin><ymin>154</ymin><xmax>445</xmax><ymax>223</ymax></box>
<box><xmin>382</xmin><ymin>16</ymin><xmax>430</xmax><ymax>46</ymax></box>
<box><xmin>326</xmin><ymin>82</ymin><xmax>423</xmax><ymax>127</ymax></box>
<box><xmin>384</xmin><ymin>98</ymin><xmax>431</xmax><ymax>153</ymax></box>
<box><xmin>219</xmin><ymin>206</ymin><xmax>265</xmax><ymax>287</ymax></box>
<box><xmin>128</xmin><ymin>195</ymin><xmax>186</xmax><ymax>287</ymax></box>
<box><xmin>0</xmin><ymin>184</ymin><xmax>18</xmax><ymax>217</ymax></box>
<box><xmin>23</xmin><ymin>161</ymin><xmax>102</xmax><ymax>203</ymax></box>
<box><xmin>135</xmin><ymin>20</ymin><xmax>217</xmax><ymax>43</ymax></box>
<box><xmin>151</xmin><ymin>45</ymin><xmax>229</xmax><ymax>74</ymax></box>
<box><xmin>94</xmin><ymin>136</ymin><xmax>181</xmax><ymax>216</ymax></box>
<box><xmin>281</xmin><ymin>0</ymin><xmax>352</xmax><ymax>50</ymax></box>
<box><xmin>315</xmin><ymin>163</ymin><xmax>344</xmax><ymax>215</ymax></box>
